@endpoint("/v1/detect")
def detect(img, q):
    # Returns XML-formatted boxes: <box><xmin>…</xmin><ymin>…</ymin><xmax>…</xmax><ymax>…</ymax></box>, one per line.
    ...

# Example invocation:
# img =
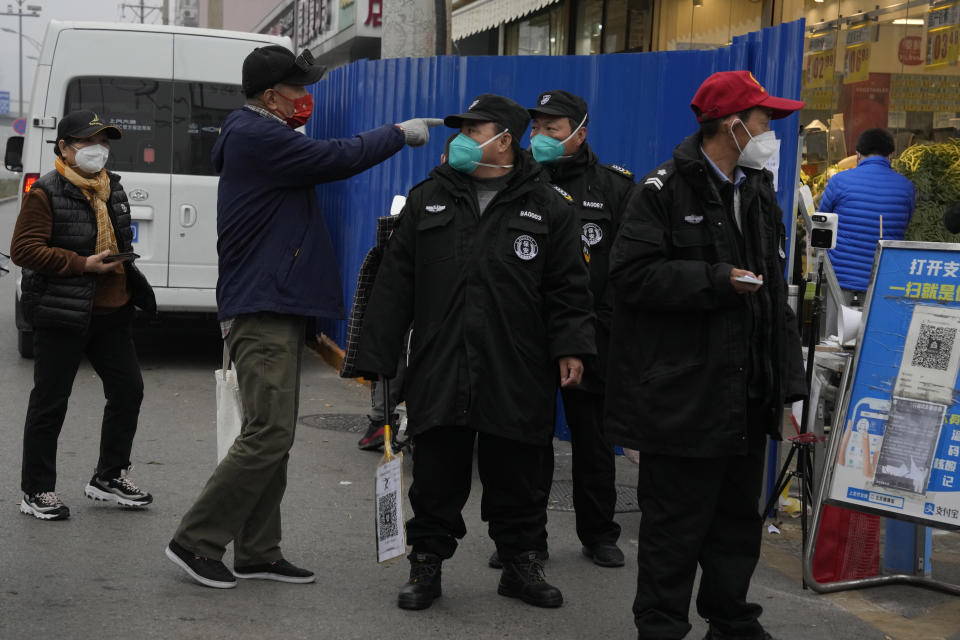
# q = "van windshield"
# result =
<box><xmin>65</xmin><ymin>76</ymin><xmax>243</xmax><ymax>176</ymax></box>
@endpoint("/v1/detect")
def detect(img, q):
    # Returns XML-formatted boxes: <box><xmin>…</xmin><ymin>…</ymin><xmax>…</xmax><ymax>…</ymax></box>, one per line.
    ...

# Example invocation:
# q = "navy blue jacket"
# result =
<box><xmin>212</xmin><ymin>107</ymin><xmax>406</xmax><ymax>320</ymax></box>
<box><xmin>820</xmin><ymin>156</ymin><xmax>915</xmax><ymax>291</ymax></box>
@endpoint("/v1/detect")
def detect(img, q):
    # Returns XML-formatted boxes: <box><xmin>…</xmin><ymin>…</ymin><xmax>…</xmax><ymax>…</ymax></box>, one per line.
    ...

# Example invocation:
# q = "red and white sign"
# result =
<box><xmin>898</xmin><ymin>35</ymin><xmax>923</xmax><ymax>65</ymax></box>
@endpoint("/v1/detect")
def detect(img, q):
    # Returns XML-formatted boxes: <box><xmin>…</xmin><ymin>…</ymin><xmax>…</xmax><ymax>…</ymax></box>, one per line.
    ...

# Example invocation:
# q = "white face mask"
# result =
<box><xmin>71</xmin><ymin>143</ymin><xmax>110</xmax><ymax>173</ymax></box>
<box><xmin>730</xmin><ymin>120</ymin><xmax>779</xmax><ymax>170</ymax></box>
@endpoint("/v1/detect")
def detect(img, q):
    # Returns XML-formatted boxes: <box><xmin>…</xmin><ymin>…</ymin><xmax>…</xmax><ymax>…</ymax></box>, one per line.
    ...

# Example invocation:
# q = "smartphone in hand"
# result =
<box><xmin>734</xmin><ymin>274</ymin><xmax>763</xmax><ymax>286</ymax></box>
<box><xmin>102</xmin><ymin>252</ymin><xmax>140</xmax><ymax>264</ymax></box>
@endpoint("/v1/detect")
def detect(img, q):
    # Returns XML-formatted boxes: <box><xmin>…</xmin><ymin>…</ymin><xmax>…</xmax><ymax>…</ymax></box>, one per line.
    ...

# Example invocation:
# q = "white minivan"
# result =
<box><xmin>4</xmin><ymin>21</ymin><xmax>291</xmax><ymax>356</ymax></box>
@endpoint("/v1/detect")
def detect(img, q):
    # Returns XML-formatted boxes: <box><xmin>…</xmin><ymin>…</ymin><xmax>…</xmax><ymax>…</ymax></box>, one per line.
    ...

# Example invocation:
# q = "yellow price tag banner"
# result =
<box><xmin>844</xmin><ymin>44</ymin><xmax>871</xmax><ymax>84</ymax></box>
<box><xmin>926</xmin><ymin>24</ymin><xmax>960</xmax><ymax>68</ymax></box>
<box><xmin>806</xmin><ymin>49</ymin><xmax>836</xmax><ymax>89</ymax></box>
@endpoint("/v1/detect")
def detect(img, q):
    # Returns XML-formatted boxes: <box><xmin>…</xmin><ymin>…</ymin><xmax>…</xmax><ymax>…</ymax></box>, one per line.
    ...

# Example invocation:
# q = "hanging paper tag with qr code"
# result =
<box><xmin>375</xmin><ymin>452</ymin><xmax>406</xmax><ymax>564</ymax></box>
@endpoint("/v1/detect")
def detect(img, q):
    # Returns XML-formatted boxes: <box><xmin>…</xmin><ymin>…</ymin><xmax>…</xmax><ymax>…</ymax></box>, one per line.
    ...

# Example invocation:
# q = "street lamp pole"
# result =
<box><xmin>0</xmin><ymin>1</ymin><xmax>42</xmax><ymax>119</ymax></box>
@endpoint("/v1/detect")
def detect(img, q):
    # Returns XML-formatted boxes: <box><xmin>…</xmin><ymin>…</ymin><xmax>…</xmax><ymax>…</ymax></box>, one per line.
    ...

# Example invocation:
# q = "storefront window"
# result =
<box><xmin>505</xmin><ymin>1</ymin><xmax>570</xmax><ymax>55</ymax></box>
<box><xmin>656</xmin><ymin>0</ymin><xmax>763</xmax><ymax>50</ymax></box>
<box><xmin>800</xmin><ymin>2</ymin><xmax>960</xmax><ymax>182</ymax></box>
<box><xmin>799</xmin><ymin>1</ymin><xmax>960</xmax><ymax>246</ymax></box>
<box><xmin>576</xmin><ymin>0</ymin><xmax>604</xmax><ymax>54</ymax></box>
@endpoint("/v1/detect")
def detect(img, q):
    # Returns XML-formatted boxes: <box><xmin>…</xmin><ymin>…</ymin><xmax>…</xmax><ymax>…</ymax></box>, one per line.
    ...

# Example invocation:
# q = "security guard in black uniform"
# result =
<box><xmin>355</xmin><ymin>95</ymin><xmax>595</xmax><ymax>611</ymax></box>
<box><xmin>605</xmin><ymin>71</ymin><xmax>807</xmax><ymax>640</ymax></box>
<box><xmin>527</xmin><ymin>89</ymin><xmax>634</xmax><ymax>568</ymax></box>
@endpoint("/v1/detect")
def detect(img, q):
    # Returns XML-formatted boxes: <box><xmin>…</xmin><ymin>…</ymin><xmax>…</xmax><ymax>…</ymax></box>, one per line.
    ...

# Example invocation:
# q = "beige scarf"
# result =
<box><xmin>55</xmin><ymin>156</ymin><xmax>118</xmax><ymax>255</ymax></box>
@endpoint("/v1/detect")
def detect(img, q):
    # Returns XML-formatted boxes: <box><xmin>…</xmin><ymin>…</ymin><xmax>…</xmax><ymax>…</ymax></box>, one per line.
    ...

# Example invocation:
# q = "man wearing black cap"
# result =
<box><xmin>166</xmin><ymin>45</ymin><xmax>441</xmax><ymax>589</ymax></box>
<box><xmin>355</xmin><ymin>94</ymin><xmax>595</xmax><ymax>611</ymax></box>
<box><xmin>12</xmin><ymin>110</ymin><xmax>156</xmax><ymax>521</ymax></box>
<box><xmin>525</xmin><ymin>89</ymin><xmax>634</xmax><ymax>569</ymax></box>
<box><xmin>606</xmin><ymin>71</ymin><xmax>807</xmax><ymax>639</ymax></box>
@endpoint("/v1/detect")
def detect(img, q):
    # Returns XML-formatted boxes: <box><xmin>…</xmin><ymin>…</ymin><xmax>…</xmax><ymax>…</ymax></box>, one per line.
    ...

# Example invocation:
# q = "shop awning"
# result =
<box><xmin>452</xmin><ymin>0</ymin><xmax>562</xmax><ymax>41</ymax></box>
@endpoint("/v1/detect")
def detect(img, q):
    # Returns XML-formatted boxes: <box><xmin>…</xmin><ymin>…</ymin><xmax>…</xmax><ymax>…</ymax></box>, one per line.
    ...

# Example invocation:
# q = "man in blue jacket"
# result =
<box><xmin>166</xmin><ymin>45</ymin><xmax>440</xmax><ymax>589</ymax></box>
<box><xmin>820</xmin><ymin>128</ymin><xmax>915</xmax><ymax>301</ymax></box>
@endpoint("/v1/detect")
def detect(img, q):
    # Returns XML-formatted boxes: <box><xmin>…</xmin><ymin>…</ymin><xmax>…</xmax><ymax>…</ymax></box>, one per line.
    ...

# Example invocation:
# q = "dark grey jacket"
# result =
<box><xmin>355</xmin><ymin>152</ymin><xmax>596</xmax><ymax>445</ymax></box>
<box><xmin>605</xmin><ymin>133</ymin><xmax>806</xmax><ymax>457</ymax></box>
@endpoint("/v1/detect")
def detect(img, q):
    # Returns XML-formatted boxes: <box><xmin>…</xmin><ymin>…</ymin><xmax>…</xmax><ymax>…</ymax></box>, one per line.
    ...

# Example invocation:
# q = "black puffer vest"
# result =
<box><xmin>20</xmin><ymin>169</ymin><xmax>155</xmax><ymax>332</ymax></box>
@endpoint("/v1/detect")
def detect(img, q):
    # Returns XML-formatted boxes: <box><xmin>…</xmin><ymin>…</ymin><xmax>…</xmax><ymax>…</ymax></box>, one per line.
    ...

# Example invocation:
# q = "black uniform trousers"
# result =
<box><xmin>21</xmin><ymin>306</ymin><xmax>143</xmax><ymax>494</ymax></box>
<box><xmin>633</xmin><ymin>411</ymin><xmax>768</xmax><ymax>640</ymax></box>
<box><xmin>560</xmin><ymin>388</ymin><xmax>621</xmax><ymax>546</ymax></box>
<box><xmin>407</xmin><ymin>426</ymin><xmax>551</xmax><ymax>561</ymax></box>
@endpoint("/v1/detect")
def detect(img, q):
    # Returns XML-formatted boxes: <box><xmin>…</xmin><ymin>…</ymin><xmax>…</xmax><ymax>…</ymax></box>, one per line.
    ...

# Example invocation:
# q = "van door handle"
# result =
<box><xmin>179</xmin><ymin>204</ymin><xmax>197</xmax><ymax>228</ymax></box>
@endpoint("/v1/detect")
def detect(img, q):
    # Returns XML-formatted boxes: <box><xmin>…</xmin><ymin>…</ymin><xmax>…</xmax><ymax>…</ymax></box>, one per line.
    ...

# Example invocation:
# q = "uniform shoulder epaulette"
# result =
<box><xmin>601</xmin><ymin>163</ymin><xmax>634</xmax><ymax>180</ymax></box>
<box><xmin>640</xmin><ymin>162</ymin><xmax>674</xmax><ymax>192</ymax></box>
<box><xmin>551</xmin><ymin>183</ymin><xmax>575</xmax><ymax>203</ymax></box>
<box><xmin>408</xmin><ymin>176</ymin><xmax>432</xmax><ymax>195</ymax></box>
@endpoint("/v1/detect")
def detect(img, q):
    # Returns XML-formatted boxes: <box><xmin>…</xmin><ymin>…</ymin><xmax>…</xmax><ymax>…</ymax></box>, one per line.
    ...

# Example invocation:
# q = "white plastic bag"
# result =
<box><xmin>215</xmin><ymin>344</ymin><xmax>242</xmax><ymax>463</ymax></box>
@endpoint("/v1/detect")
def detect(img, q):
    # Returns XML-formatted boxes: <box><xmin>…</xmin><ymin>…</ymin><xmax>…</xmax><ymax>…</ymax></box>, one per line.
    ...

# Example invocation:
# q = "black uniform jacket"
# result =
<box><xmin>605</xmin><ymin>133</ymin><xmax>806</xmax><ymax>458</ymax></box>
<box><xmin>544</xmin><ymin>143</ymin><xmax>634</xmax><ymax>393</ymax></box>
<box><xmin>356</xmin><ymin>152</ymin><xmax>596</xmax><ymax>445</ymax></box>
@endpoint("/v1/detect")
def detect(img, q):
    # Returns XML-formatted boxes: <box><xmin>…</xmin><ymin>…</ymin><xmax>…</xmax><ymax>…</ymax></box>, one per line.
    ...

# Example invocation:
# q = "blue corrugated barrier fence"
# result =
<box><xmin>307</xmin><ymin>19</ymin><xmax>805</xmax><ymax>353</ymax></box>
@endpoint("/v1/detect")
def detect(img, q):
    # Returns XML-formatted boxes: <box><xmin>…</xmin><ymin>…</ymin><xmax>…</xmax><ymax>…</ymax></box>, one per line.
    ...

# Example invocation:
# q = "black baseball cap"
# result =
<box><xmin>528</xmin><ymin>90</ymin><xmax>589</xmax><ymax>124</ymax></box>
<box><xmin>57</xmin><ymin>110</ymin><xmax>122</xmax><ymax>143</ymax></box>
<box><xmin>242</xmin><ymin>45</ymin><xmax>327</xmax><ymax>97</ymax></box>
<box><xmin>444</xmin><ymin>94</ymin><xmax>530</xmax><ymax>141</ymax></box>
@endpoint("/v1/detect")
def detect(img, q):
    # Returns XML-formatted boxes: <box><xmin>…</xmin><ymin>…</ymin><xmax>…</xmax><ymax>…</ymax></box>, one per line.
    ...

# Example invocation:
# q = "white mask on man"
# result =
<box><xmin>730</xmin><ymin>120</ymin><xmax>780</xmax><ymax>170</ymax></box>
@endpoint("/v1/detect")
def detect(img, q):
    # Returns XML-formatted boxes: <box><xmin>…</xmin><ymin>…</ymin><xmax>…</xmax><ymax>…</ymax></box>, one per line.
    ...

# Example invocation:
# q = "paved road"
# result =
<box><xmin>0</xmin><ymin>197</ymin><xmax>958</xmax><ymax>639</ymax></box>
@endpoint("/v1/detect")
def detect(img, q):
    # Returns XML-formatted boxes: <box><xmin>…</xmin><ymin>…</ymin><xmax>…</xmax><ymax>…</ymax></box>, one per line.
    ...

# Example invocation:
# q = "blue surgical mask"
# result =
<box><xmin>448</xmin><ymin>130</ymin><xmax>511</xmax><ymax>173</ymax></box>
<box><xmin>530</xmin><ymin>113</ymin><xmax>587</xmax><ymax>164</ymax></box>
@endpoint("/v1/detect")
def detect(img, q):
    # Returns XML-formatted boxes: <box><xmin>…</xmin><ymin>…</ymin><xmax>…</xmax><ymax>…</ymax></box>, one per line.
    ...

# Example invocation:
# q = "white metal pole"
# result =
<box><xmin>18</xmin><ymin>1</ymin><xmax>23</xmax><ymax>118</ymax></box>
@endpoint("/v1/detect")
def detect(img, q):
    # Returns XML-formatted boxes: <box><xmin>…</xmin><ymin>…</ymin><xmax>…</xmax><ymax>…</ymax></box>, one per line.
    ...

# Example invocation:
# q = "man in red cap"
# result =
<box><xmin>605</xmin><ymin>71</ymin><xmax>807</xmax><ymax>639</ymax></box>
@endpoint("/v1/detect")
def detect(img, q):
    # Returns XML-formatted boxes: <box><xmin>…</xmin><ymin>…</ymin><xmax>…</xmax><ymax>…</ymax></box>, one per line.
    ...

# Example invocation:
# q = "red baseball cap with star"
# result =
<box><xmin>690</xmin><ymin>70</ymin><xmax>804</xmax><ymax>123</ymax></box>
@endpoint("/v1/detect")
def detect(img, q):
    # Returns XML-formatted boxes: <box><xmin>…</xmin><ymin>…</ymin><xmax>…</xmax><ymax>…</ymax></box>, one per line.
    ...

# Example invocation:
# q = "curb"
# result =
<box><xmin>0</xmin><ymin>195</ymin><xmax>19</xmax><ymax>205</ymax></box>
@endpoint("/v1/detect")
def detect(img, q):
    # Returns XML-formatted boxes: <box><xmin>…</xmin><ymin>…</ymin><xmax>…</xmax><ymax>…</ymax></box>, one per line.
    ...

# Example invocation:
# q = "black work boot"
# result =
<box><xmin>397</xmin><ymin>552</ymin><xmax>442</xmax><ymax>610</ymax></box>
<box><xmin>498</xmin><ymin>551</ymin><xmax>563</xmax><ymax>608</ymax></box>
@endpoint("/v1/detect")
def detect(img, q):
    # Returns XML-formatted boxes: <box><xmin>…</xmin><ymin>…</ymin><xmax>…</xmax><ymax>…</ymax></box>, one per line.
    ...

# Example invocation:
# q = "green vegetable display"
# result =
<box><xmin>894</xmin><ymin>139</ymin><xmax>960</xmax><ymax>243</ymax></box>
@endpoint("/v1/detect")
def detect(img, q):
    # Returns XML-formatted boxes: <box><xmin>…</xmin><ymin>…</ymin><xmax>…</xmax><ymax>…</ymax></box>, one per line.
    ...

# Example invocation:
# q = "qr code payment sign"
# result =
<box><xmin>911</xmin><ymin>324</ymin><xmax>956</xmax><ymax>371</ymax></box>
<box><xmin>375</xmin><ymin>456</ymin><xmax>405</xmax><ymax>563</ymax></box>
<box><xmin>377</xmin><ymin>492</ymin><xmax>400</xmax><ymax>539</ymax></box>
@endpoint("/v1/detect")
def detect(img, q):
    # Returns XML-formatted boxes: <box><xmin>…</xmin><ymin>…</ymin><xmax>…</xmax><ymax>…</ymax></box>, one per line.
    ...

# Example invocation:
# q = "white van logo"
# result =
<box><xmin>128</xmin><ymin>188</ymin><xmax>148</xmax><ymax>201</ymax></box>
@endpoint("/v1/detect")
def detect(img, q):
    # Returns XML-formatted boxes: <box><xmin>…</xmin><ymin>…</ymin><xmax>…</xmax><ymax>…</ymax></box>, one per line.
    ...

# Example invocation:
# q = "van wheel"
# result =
<box><xmin>18</xmin><ymin>328</ymin><xmax>34</xmax><ymax>358</ymax></box>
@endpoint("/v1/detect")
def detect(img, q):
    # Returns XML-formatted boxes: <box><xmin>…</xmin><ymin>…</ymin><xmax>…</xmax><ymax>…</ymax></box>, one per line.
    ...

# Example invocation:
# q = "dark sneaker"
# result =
<box><xmin>84</xmin><ymin>468</ymin><xmax>153</xmax><ymax>507</ymax></box>
<box><xmin>498</xmin><ymin>551</ymin><xmax>563</xmax><ymax>608</ymax></box>
<box><xmin>582</xmin><ymin>543</ymin><xmax>625</xmax><ymax>568</ymax></box>
<box><xmin>165</xmin><ymin>539</ymin><xmax>236</xmax><ymax>589</ymax></box>
<box><xmin>19</xmin><ymin>492</ymin><xmax>70</xmax><ymax>521</ymax></box>
<box><xmin>358</xmin><ymin>419</ymin><xmax>385</xmax><ymax>451</ymax></box>
<box><xmin>489</xmin><ymin>548</ymin><xmax>548</xmax><ymax>569</ymax></box>
<box><xmin>234</xmin><ymin>558</ymin><xmax>315</xmax><ymax>584</ymax></box>
<box><xmin>398</xmin><ymin>552</ymin><xmax>442</xmax><ymax>610</ymax></box>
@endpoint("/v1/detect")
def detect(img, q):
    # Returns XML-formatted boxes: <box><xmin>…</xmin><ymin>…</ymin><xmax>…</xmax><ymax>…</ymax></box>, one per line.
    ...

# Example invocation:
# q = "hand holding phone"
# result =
<box><xmin>734</xmin><ymin>275</ymin><xmax>763</xmax><ymax>285</ymax></box>
<box><xmin>102</xmin><ymin>252</ymin><xmax>140</xmax><ymax>264</ymax></box>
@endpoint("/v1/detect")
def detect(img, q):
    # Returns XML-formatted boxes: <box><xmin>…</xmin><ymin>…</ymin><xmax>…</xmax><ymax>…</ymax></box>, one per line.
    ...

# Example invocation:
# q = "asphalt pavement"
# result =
<box><xmin>0</xmin><ymin>196</ymin><xmax>958</xmax><ymax>639</ymax></box>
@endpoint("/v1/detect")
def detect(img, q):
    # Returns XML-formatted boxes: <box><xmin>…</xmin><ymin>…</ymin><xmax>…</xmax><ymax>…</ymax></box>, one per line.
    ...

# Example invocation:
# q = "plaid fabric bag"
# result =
<box><xmin>340</xmin><ymin>215</ymin><xmax>400</xmax><ymax>378</ymax></box>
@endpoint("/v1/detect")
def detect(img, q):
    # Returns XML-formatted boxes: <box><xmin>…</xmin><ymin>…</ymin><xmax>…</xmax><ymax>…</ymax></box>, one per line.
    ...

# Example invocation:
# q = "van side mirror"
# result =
<box><xmin>5</xmin><ymin>136</ymin><xmax>24</xmax><ymax>172</ymax></box>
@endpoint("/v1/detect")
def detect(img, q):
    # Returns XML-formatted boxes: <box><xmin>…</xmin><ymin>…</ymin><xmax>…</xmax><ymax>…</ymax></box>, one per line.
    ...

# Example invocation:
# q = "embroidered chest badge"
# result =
<box><xmin>582</xmin><ymin>222</ymin><xmax>602</xmax><ymax>246</ymax></box>
<box><xmin>425</xmin><ymin>204</ymin><xmax>446</xmax><ymax>213</ymax></box>
<box><xmin>683</xmin><ymin>214</ymin><xmax>703</xmax><ymax>225</ymax></box>
<box><xmin>514</xmin><ymin>235</ymin><xmax>539</xmax><ymax>261</ymax></box>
